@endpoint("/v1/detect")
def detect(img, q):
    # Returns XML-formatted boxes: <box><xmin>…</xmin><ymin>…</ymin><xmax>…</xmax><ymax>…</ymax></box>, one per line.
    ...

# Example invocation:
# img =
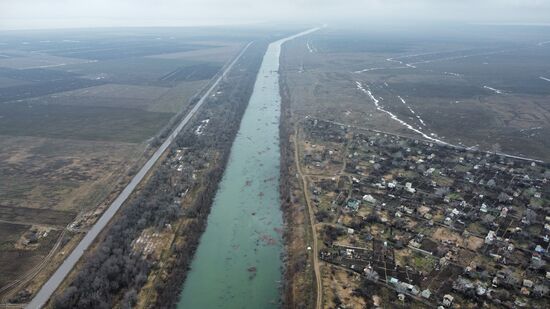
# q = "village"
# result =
<box><xmin>298</xmin><ymin>117</ymin><xmax>550</xmax><ymax>308</ymax></box>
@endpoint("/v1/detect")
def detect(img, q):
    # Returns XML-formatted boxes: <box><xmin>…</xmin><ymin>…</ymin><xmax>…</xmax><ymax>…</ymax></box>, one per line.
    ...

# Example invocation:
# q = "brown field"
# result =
<box><xmin>0</xmin><ymin>221</ymin><xmax>63</xmax><ymax>289</ymax></box>
<box><xmin>0</xmin><ymin>135</ymin><xmax>143</xmax><ymax>211</ymax></box>
<box><xmin>280</xmin><ymin>28</ymin><xmax>550</xmax><ymax>161</ymax></box>
<box><xmin>0</xmin><ymin>53</ymin><xmax>92</xmax><ymax>70</ymax></box>
<box><xmin>28</xmin><ymin>82</ymin><xmax>207</xmax><ymax>113</ymax></box>
<box><xmin>0</xmin><ymin>206</ymin><xmax>74</xmax><ymax>227</ymax></box>
<box><xmin>321</xmin><ymin>266</ymin><xmax>365</xmax><ymax>308</ymax></box>
<box><xmin>147</xmin><ymin>42</ymin><xmax>243</xmax><ymax>63</ymax></box>
<box><xmin>0</xmin><ymin>29</ymin><xmax>246</xmax><ymax>302</ymax></box>
<box><xmin>0</xmin><ymin>76</ymin><xmax>31</xmax><ymax>88</ymax></box>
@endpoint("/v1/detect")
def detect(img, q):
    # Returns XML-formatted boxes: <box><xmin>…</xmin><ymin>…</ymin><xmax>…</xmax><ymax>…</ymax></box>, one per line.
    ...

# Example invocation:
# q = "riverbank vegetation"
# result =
<box><xmin>279</xmin><ymin>46</ymin><xmax>317</xmax><ymax>309</ymax></box>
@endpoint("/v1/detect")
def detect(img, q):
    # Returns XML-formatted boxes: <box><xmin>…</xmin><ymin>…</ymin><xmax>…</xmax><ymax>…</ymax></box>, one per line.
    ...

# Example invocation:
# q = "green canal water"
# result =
<box><xmin>177</xmin><ymin>29</ymin><xmax>318</xmax><ymax>309</ymax></box>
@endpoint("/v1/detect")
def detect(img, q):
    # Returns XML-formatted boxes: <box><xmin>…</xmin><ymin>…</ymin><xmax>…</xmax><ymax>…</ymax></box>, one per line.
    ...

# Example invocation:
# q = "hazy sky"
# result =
<box><xmin>1</xmin><ymin>0</ymin><xmax>550</xmax><ymax>30</ymax></box>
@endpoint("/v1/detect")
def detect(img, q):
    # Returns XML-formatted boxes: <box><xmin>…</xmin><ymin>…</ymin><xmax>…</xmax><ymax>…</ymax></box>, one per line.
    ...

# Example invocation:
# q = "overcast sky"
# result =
<box><xmin>1</xmin><ymin>0</ymin><xmax>550</xmax><ymax>30</ymax></box>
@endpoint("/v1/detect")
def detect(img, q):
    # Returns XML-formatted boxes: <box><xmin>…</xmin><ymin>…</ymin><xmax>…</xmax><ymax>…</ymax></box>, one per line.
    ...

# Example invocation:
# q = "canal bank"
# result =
<box><xmin>177</xmin><ymin>28</ymin><xmax>319</xmax><ymax>309</ymax></box>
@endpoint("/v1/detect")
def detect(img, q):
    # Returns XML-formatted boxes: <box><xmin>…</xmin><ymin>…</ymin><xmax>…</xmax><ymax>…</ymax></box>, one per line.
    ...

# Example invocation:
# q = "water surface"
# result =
<box><xmin>178</xmin><ymin>29</ymin><xmax>318</xmax><ymax>309</ymax></box>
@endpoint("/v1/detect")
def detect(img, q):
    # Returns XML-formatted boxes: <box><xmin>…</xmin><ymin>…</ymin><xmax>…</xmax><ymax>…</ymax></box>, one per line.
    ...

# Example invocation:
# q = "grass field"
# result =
<box><xmin>280</xmin><ymin>25</ymin><xmax>550</xmax><ymax>161</ymax></box>
<box><xmin>0</xmin><ymin>206</ymin><xmax>75</xmax><ymax>227</ymax></box>
<box><xmin>0</xmin><ymin>103</ymin><xmax>173</xmax><ymax>142</ymax></box>
<box><xmin>0</xmin><ymin>135</ymin><xmax>143</xmax><ymax>211</ymax></box>
<box><xmin>56</xmin><ymin>57</ymin><xmax>201</xmax><ymax>85</ymax></box>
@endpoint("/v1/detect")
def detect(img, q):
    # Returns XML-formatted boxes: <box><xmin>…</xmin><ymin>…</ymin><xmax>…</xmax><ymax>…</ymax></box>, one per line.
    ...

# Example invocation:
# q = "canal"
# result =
<box><xmin>177</xmin><ymin>28</ymin><xmax>318</xmax><ymax>309</ymax></box>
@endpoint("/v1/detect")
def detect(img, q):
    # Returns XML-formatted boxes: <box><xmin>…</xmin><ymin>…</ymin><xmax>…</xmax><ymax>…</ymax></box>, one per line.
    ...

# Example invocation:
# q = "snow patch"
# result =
<box><xmin>195</xmin><ymin>119</ymin><xmax>210</xmax><ymax>135</ymax></box>
<box><xmin>353</xmin><ymin>67</ymin><xmax>385</xmax><ymax>74</ymax></box>
<box><xmin>444</xmin><ymin>72</ymin><xmax>462</xmax><ymax>77</ymax></box>
<box><xmin>306</xmin><ymin>42</ymin><xmax>316</xmax><ymax>53</ymax></box>
<box><xmin>355</xmin><ymin>81</ymin><xmax>448</xmax><ymax>145</ymax></box>
<box><xmin>398</xmin><ymin>96</ymin><xmax>426</xmax><ymax>126</ymax></box>
<box><xmin>483</xmin><ymin>86</ymin><xmax>504</xmax><ymax>94</ymax></box>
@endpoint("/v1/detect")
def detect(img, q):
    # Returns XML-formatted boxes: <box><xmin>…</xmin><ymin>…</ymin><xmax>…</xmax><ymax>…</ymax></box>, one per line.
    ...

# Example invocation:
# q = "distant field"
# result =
<box><xmin>0</xmin><ymin>78</ymin><xmax>105</xmax><ymax>103</ymax></box>
<box><xmin>0</xmin><ymin>102</ymin><xmax>172</xmax><ymax>142</ymax></box>
<box><xmin>55</xmin><ymin>57</ymin><xmax>200</xmax><ymax>85</ymax></box>
<box><xmin>0</xmin><ymin>135</ymin><xmax>143</xmax><ymax>210</ymax></box>
<box><xmin>281</xmin><ymin>26</ymin><xmax>550</xmax><ymax>161</ymax></box>
<box><xmin>0</xmin><ymin>205</ymin><xmax>75</xmax><ymax>227</ymax></box>
<box><xmin>147</xmin><ymin>79</ymin><xmax>208</xmax><ymax>113</ymax></box>
<box><xmin>417</xmin><ymin>49</ymin><xmax>550</xmax><ymax>95</ymax></box>
<box><xmin>59</xmin><ymin>83</ymin><xmax>169</xmax><ymax>100</ymax></box>
<box><xmin>160</xmin><ymin>63</ymin><xmax>221</xmax><ymax>82</ymax></box>
<box><xmin>148</xmin><ymin>42</ymin><xmax>243</xmax><ymax>62</ymax></box>
<box><xmin>0</xmin><ymin>66</ymin><xmax>79</xmax><ymax>81</ymax></box>
<box><xmin>48</xmin><ymin>43</ymin><xmax>205</xmax><ymax>60</ymax></box>
<box><xmin>0</xmin><ymin>53</ymin><xmax>92</xmax><ymax>70</ymax></box>
<box><xmin>0</xmin><ymin>76</ymin><xmax>31</xmax><ymax>88</ymax></box>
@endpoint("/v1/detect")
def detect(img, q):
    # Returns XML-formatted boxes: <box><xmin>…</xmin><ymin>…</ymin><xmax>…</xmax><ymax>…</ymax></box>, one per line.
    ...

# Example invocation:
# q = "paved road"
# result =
<box><xmin>26</xmin><ymin>42</ymin><xmax>252</xmax><ymax>309</ymax></box>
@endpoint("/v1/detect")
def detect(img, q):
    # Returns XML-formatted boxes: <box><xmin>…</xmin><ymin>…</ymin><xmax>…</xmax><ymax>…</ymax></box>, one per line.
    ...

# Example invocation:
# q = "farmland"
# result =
<box><xmin>280</xmin><ymin>25</ymin><xmax>550</xmax><ymax>162</ymax></box>
<box><xmin>0</xmin><ymin>27</ymin><xmax>252</xmax><ymax>304</ymax></box>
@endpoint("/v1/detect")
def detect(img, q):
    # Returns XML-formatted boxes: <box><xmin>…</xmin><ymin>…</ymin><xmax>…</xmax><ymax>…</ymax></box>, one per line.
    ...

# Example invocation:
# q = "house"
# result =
<box><xmin>480</xmin><ymin>203</ymin><xmax>488</xmax><ymax>213</ymax></box>
<box><xmin>485</xmin><ymin>231</ymin><xmax>496</xmax><ymax>244</ymax></box>
<box><xmin>421</xmin><ymin>289</ymin><xmax>432</xmax><ymax>299</ymax></box>
<box><xmin>535</xmin><ymin>245</ymin><xmax>546</xmax><ymax>254</ymax></box>
<box><xmin>409</xmin><ymin>239</ymin><xmax>421</xmax><ymax>248</ymax></box>
<box><xmin>424</xmin><ymin>167</ymin><xmax>436</xmax><ymax>176</ymax></box>
<box><xmin>396</xmin><ymin>282</ymin><xmax>419</xmax><ymax>295</ymax></box>
<box><xmin>401</xmin><ymin>205</ymin><xmax>414</xmax><ymax>214</ymax></box>
<box><xmin>523</xmin><ymin>279</ymin><xmax>534</xmax><ymax>288</ymax></box>
<box><xmin>362</xmin><ymin>194</ymin><xmax>376</xmax><ymax>204</ymax></box>
<box><xmin>345</xmin><ymin>199</ymin><xmax>360</xmax><ymax>212</ymax></box>
<box><xmin>442</xmin><ymin>294</ymin><xmax>454</xmax><ymax>307</ymax></box>
<box><xmin>363</xmin><ymin>267</ymin><xmax>379</xmax><ymax>280</ymax></box>
<box><xmin>500</xmin><ymin>207</ymin><xmax>508</xmax><ymax>218</ymax></box>
<box><xmin>405</xmin><ymin>182</ymin><xmax>416</xmax><ymax>193</ymax></box>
